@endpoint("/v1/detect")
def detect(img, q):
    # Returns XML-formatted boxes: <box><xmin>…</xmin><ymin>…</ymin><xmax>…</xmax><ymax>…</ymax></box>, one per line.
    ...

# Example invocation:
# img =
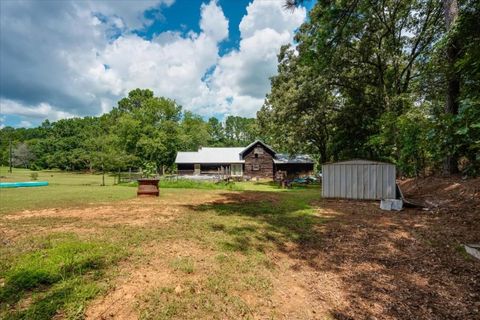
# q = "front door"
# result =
<box><xmin>194</xmin><ymin>164</ymin><xmax>201</xmax><ymax>175</ymax></box>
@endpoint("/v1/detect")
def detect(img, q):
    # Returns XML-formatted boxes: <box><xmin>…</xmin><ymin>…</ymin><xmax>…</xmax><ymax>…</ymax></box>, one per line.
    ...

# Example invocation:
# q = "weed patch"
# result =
<box><xmin>169</xmin><ymin>257</ymin><xmax>195</xmax><ymax>274</ymax></box>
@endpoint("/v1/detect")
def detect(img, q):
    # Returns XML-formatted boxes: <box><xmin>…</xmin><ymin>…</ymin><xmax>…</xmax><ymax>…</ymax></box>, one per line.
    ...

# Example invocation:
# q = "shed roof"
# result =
<box><xmin>323</xmin><ymin>159</ymin><xmax>394</xmax><ymax>166</ymax></box>
<box><xmin>175</xmin><ymin>147</ymin><xmax>245</xmax><ymax>164</ymax></box>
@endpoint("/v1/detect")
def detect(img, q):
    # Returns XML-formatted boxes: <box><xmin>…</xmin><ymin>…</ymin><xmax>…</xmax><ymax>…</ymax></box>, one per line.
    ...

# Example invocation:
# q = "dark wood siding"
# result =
<box><xmin>243</xmin><ymin>142</ymin><xmax>274</xmax><ymax>179</ymax></box>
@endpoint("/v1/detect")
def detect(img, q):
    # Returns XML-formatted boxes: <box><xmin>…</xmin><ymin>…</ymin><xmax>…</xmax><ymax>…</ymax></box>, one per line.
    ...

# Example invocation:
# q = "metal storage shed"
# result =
<box><xmin>322</xmin><ymin>159</ymin><xmax>396</xmax><ymax>200</ymax></box>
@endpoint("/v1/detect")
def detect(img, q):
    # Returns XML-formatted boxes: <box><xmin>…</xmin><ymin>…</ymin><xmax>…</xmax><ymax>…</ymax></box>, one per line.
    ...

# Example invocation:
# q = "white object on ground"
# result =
<box><xmin>380</xmin><ymin>199</ymin><xmax>403</xmax><ymax>211</ymax></box>
<box><xmin>465</xmin><ymin>244</ymin><xmax>480</xmax><ymax>260</ymax></box>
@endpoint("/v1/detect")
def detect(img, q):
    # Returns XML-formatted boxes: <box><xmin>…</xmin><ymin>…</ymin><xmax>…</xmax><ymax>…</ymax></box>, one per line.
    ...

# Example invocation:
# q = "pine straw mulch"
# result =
<box><xmin>289</xmin><ymin>176</ymin><xmax>480</xmax><ymax>320</ymax></box>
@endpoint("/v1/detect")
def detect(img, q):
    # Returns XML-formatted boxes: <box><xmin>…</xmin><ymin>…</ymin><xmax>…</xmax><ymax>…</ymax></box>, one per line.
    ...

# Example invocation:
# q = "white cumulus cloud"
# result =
<box><xmin>0</xmin><ymin>0</ymin><xmax>306</xmax><ymax>127</ymax></box>
<box><xmin>200</xmin><ymin>0</ymin><xmax>229</xmax><ymax>42</ymax></box>
<box><xmin>0</xmin><ymin>99</ymin><xmax>76</xmax><ymax>121</ymax></box>
<box><xmin>207</xmin><ymin>0</ymin><xmax>306</xmax><ymax>116</ymax></box>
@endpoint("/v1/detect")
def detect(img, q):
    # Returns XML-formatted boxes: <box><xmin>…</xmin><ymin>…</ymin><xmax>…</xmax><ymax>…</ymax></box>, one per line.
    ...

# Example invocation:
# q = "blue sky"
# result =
<box><xmin>138</xmin><ymin>0</ymin><xmax>249</xmax><ymax>54</ymax></box>
<box><xmin>0</xmin><ymin>0</ymin><xmax>312</xmax><ymax>128</ymax></box>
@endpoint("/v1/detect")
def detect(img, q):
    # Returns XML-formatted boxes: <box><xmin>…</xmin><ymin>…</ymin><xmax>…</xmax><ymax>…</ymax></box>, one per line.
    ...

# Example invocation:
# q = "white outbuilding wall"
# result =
<box><xmin>321</xmin><ymin>160</ymin><xmax>396</xmax><ymax>200</ymax></box>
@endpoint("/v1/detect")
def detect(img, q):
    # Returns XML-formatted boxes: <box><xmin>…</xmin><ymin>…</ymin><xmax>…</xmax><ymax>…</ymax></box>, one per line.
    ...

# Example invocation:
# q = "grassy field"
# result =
<box><xmin>0</xmin><ymin>169</ymin><xmax>323</xmax><ymax>319</ymax></box>
<box><xmin>0</xmin><ymin>167</ymin><xmax>314</xmax><ymax>214</ymax></box>
<box><xmin>1</xmin><ymin>169</ymin><xmax>478</xmax><ymax>319</ymax></box>
<box><xmin>0</xmin><ymin>167</ymin><xmax>136</xmax><ymax>214</ymax></box>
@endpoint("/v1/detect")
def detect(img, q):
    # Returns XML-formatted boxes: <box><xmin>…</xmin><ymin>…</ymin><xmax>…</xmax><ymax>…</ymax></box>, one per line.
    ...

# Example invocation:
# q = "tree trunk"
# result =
<box><xmin>102</xmin><ymin>163</ymin><xmax>105</xmax><ymax>186</ymax></box>
<box><xmin>9</xmin><ymin>138</ymin><xmax>13</xmax><ymax>173</ymax></box>
<box><xmin>443</xmin><ymin>0</ymin><xmax>460</xmax><ymax>175</ymax></box>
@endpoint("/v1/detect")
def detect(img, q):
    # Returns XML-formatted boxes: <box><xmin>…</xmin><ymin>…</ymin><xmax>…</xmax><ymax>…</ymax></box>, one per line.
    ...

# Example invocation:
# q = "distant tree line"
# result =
<box><xmin>259</xmin><ymin>0</ymin><xmax>479</xmax><ymax>177</ymax></box>
<box><xmin>0</xmin><ymin>89</ymin><xmax>263</xmax><ymax>174</ymax></box>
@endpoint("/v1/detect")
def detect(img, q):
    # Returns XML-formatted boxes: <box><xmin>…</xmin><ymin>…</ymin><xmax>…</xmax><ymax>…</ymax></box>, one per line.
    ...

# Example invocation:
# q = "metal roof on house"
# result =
<box><xmin>273</xmin><ymin>154</ymin><xmax>314</xmax><ymax>164</ymax></box>
<box><xmin>175</xmin><ymin>141</ymin><xmax>315</xmax><ymax>165</ymax></box>
<box><xmin>175</xmin><ymin>147</ymin><xmax>245</xmax><ymax>164</ymax></box>
<box><xmin>240</xmin><ymin>140</ymin><xmax>277</xmax><ymax>156</ymax></box>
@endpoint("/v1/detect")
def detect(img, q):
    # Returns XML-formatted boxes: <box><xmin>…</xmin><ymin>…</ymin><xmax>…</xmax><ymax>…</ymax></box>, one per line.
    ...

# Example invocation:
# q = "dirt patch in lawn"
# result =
<box><xmin>267</xmin><ymin>246</ymin><xmax>345</xmax><ymax>319</ymax></box>
<box><xmin>5</xmin><ymin>202</ymin><xmax>174</xmax><ymax>226</ymax></box>
<box><xmin>85</xmin><ymin>240</ymin><xmax>212</xmax><ymax>320</ymax></box>
<box><xmin>1</xmin><ymin>191</ymin><xmax>226</xmax><ymax>231</ymax></box>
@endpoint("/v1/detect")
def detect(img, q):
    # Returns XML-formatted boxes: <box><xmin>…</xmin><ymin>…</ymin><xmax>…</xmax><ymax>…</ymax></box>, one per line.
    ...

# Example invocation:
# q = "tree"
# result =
<box><xmin>207</xmin><ymin>117</ymin><xmax>225</xmax><ymax>146</ymax></box>
<box><xmin>442</xmin><ymin>0</ymin><xmax>460</xmax><ymax>174</ymax></box>
<box><xmin>448</xmin><ymin>0</ymin><xmax>480</xmax><ymax>175</ymax></box>
<box><xmin>179</xmin><ymin>111</ymin><xmax>211</xmax><ymax>151</ymax></box>
<box><xmin>262</xmin><ymin>0</ymin><xmax>445</xmax><ymax>172</ymax></box>
<box><xmin>117</xmin><ymin>88</ymin><xmax>155</xmax><ymax>113</ymax></box>
<box><xmin>89</xmin><ymin>134</ymin><xmax>135</xmax><ymax>185</ymax></box>
<box><xmin>112</xmin><ymin>89</ymin><xmax>183</xmax><ymax>172</ymax></box>
<box><xmin>224</xmin><ymin>116</ymin><xmax>258</xmax><ymax>146</ymax></box>
<box><xmin>12</xmin><ymin>143</ymin><xmax>35</xmax><ymax>168</ymax></box>
<box><xmin>258</xmin><ymin>45</ymin><xmax>332</xmax><ymax>162</ymax></box>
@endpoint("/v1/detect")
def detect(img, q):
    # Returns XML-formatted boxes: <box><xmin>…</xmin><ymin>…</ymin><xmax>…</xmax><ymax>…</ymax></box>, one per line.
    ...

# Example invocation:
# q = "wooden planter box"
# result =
<box><xmin>137</xmin><ymin>178</ymin><xmax>159</xmax><ymax>197</ymax></box>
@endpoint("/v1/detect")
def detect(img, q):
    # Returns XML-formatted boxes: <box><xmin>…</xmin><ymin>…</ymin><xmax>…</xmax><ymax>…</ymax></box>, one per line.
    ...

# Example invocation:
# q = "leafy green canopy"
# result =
<box><xmin>258</xmin><ymin>0</ymin><xmax>479</xmax><ymax>176</ymax></box>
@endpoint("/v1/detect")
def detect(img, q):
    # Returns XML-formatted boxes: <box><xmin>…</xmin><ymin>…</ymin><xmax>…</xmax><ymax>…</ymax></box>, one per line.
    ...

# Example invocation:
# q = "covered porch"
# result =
<box><xmin>177</xmin><ymin>163</ymin><xmax>243</xmax><ymax>177</ymax></box>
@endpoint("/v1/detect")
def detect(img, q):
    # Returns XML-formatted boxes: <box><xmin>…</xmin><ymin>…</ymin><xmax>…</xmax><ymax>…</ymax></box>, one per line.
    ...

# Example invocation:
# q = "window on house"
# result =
<box><xmin>252</xmin><ymin>164</ymin><xmax>260</xmax><ymax>171</ymax></box>
<box><xmin>254</xmin><ymin>147</ymin><xmax>264</xmax><ymax>155</ymax></box>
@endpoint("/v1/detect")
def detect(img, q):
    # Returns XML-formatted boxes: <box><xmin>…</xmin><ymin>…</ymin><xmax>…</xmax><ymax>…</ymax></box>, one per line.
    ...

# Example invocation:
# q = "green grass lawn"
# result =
<box><xmin>1</xmin><ymin>188</ymin><xmax>323</xmax><ymax>319</ymax></box>
<box><xmin>0</xmin><ymin>167</ymin><xmax>317</xmax><ymax>214</ymax></box>
<box><xmin>1</xmin><ymin>168</ymin><xmax>326</xmax><ymax>319</ymax></box>
<box><xmin>0</xmin><ymin>167</ymin><xmax>118</xmax><ymax>185</ymax></box>
<box><xmin>0</xmin><ymin>167</ymin><xmax>136</xmax><ymax>214</ymax></box>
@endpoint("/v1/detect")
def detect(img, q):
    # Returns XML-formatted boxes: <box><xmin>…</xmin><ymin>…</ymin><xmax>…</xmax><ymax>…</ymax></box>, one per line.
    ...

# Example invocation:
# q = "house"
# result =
<box><xmin>175</xmin><ymin>140</ymin><xmax>314</xmax><ymax>179</ymax></box>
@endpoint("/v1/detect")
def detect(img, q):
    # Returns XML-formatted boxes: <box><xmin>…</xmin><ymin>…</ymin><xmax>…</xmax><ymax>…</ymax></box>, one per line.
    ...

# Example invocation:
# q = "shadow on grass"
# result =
<box><xmin>0</xmin><ymin>234</ymin><xmax>121</xmax><ymax>320</ymax></box>
<box><xmin>4</xmin><ymin>286</ymin><xmax>74</xmax><ymax>320</ymax></box>
<box><xmin>187</xmin><ymin>190</ymin><xmax>480</xmax><ymax>320</ymax></box>
<box><xmin>187</xmin><ymin>190</ymin><xmax>331</xmax><ymax>257</ymax></box>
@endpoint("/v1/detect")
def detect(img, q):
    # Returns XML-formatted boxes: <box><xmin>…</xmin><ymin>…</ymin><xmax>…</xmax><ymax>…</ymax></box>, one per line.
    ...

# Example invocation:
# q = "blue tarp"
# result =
<box><xmin>0</xmin><ymin>181</ymin><xmax>49</xmax><ymax>188</ymax></box>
